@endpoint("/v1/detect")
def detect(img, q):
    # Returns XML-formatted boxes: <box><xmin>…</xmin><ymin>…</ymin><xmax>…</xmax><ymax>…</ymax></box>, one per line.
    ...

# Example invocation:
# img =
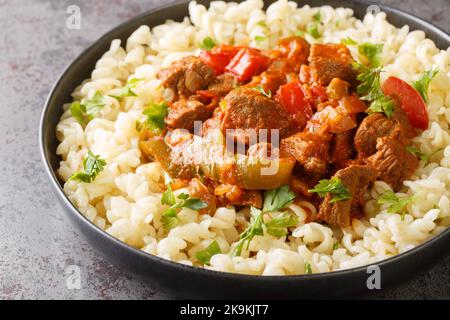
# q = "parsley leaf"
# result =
<box><xmin>313</xmin><ymin>11</ymin><xmax>322</xmax><ymax>22</ymax></box>
<box><xmin>200</xmin><ymin>37</ymin><xmax>216</xmax><ymax>51</ymax></box>
<box><xmin>304</xmin><ymin>262</ymin><xmax>313</xmax><ymax>274</ymax></box>
<box><xmin>109</xmin><ymin>78</ymin><xmax>142</xmax><ymax>100</ymax></box>
<box><xmin>69</xmin><ymin>150</ymin><xmax>106</xmax><ymax>183</ymax></box>
<box><xmin>196</xmin><ymin>240</ymin><xmax>221</xmax><ymax>265</ymax></box>
<box><xmin>143</xmin><ymin>101</ymin><xmax>169</xmax><ymax>134</ymax></box>
<box><xmin>252</xmin><ymin>85</ymin><xmax>272</xmax><ymax>98</ymax></box>
<box><xmin>254</xmin><ymin>35</ymin><xmax>267</xmax><ymax>43</ymax></box>
<box><xmin>160</xmin><ymin>185</ymin><xmax>208</xmax><ymax>231</ymax></box>
<box><xmin>341</xmin><ymin>37</ymin><xmax>357</xmax><ymax>45</ymax></box>
<box><xmin>233</xmin><ymin>186</ymin><xmax>297</xmax><ymax>256</ymax></box>
<box><xmin>263</xmin><ymin>185</ymin><xmax>296</xmax><ymax>212</ymax></box>
<box><xmin>353</xmin><ymin>62</ymin><xmax>395</xmax><ymax>118</ymax></box>
<box><xmin>378</xmin><ymin>190</ymin><xmax>414</xmax><ymax>220</ymax></box>
<box><xmin>135</xmin><ymin>120</ymin><xmax>143</xmax><ymax>132</ymax></box>
<box><xmin>309</xmin><ymin>177</ymin><xmax>351</xmax><ymax>203</ymax></box>
<box><xmin>413</xmin><ymin>69</ymin><xmax>439</xmax><ymax>102</ymax></box>
<box><xmin>257</xmin><ymin>21</ymin><xmax>267</xmax><ymax>28</ymax></box>
<box><xmin>233</xmin><ymin>206</ymin><xmax>265</xmax><ymax>256</ymax></box>
<box><xmin>407</xmin><ymin>146</ymin><xmax>442</xmax><ymax>166</ymax></box>
<box><xmin>333</xmin><ymin>241</ymin><xmax>340</xmax><ymax>250</ymax></box>
<box><xmin>358</xmin><ymin>43</ymin><xmax>383</xmax><ymax>68</ymax></box>
<box><xmin>70</xmin><ymin>91</ymin><xmax>106</xmax><ymax>125</ymax></box>
<box><xmin>306</xmin><ymin>23</ymin><xmax>321</xmax><ymax>39</ymax></box>
<box><xmin>265</xmin><ymin>212</ymin><xmax>298</xmax><ymax>237</ymax></box>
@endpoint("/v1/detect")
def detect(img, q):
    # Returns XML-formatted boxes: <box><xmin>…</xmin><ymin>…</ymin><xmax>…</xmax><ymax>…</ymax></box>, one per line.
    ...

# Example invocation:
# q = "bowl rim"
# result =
<box><xmin>39</xmin><ymin>0</ymin><xmax>450</xmax><ymax>282</ymax></box>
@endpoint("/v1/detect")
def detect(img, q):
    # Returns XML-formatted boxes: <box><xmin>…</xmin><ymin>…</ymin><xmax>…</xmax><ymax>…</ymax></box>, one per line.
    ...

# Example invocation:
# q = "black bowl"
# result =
<box><xmin>40</xmin><ymin>0</ymin><xmax>450</xmax><ymax>299</ymax></box>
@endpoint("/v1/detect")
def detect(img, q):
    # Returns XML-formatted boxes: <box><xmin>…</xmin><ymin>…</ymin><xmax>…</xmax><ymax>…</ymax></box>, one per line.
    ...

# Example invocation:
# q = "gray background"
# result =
<box><xmin>0</xmin><ymin>0</ymin><xmax>449</xmax><ymax>300</ymax></box>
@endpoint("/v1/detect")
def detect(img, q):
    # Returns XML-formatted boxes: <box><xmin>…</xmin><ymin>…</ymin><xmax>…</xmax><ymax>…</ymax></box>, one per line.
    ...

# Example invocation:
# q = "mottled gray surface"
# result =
<box><xmin>0</xmin><ymin>0</ymin><xmax>448</xmax><ymax>300</ymax></box>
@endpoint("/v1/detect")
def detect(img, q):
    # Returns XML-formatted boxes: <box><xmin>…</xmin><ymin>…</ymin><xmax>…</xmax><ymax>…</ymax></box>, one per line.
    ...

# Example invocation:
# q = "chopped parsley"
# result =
<box><xmin>69</xmin><ymin>150</ymin><xmax>106</xmax><ymax>183</ymax></box>
<box><xmin>353</xmin><ymin>62</ymin><xmax>395</xmax><ymax>118</ymax></box>
<box><xmin>196</xmin><ymin>240</ymin><xmax>221</xmax><ymax>265</ymax></box>
<box><xmin>200</xmin><ymin>37</ymin><xmax>216</xmax><ymax>51</ymax></box>
<box><xmin>70</xmin><ymin>91</ymin><xmax>106</xmax><ymax>125</ymax></box>
<box><xmin>407</xmin><ymin>146</ymin><xmax>442</xmax><ymax>166</ymax></box>
<box><xmin>313</xmin><ymin>11</ymin><xmax>322</xmax><ymax>22</ymax></box>
<box><xmin>143</xmin><ymin>101</ymin><xmax>169</xmax><ymax>134</ymax></box>
<box><xmin>257</xmin><ymin>21</ymin><xmax>268</xmax><ymax>28</ymax></box>
<box><xmin>109</xmin><ymin>78</ymin><xmax>142</xmax><ymax>100</ymax></box>
<box><xmin>309</xmin><ymin>177</ymin><xmax>351</xmax><ymax>203</ymax></box>
<box><xmin>254</xmin><ymin>35</ymin><xmax>267</xmax><ymax>43</ymax></box>
<box><xmin>358</xmin><ymin>43</ymin><xmax>384</xmax><ymax>68</ymax></box>
<box><xmin>304</xmin><ymin>262</ymin><xmax>313</xmax><ymax>274</ymax></box>
<box><xmin>333</xmin><ymin>241</ymin><xmax>340</xmax><ymax>250</ymax></box>
<box><xmin>160</xmin><ymin>185</ymin><xmax>208</xmax><ymax>231</ymax></box>
<box><xmin>413</xmin><ymin>69</ymin><xmax>439</xmax><ymax>102</ymax></box>
<box><xmin>252</xmin><ymin>85</ymin><xmax>272</xmax><ymax>98</ymax></box>
<box><xmin>233</xmin><ymin>186</ymin><xmax>297</xmax><ymax>256</ymax></box>
<box><xmin>378</xmin><ymin>190</ymin><xmax>414</xmax><ymax>220</ymax></box>
<box><xmin>341</xmin><ymin>37</ymin><xmax>358</xmax><ymax>45</ymax></box>
<box><xmin>306</xmin><ymin>23</ymin><xmax>321</xmax><ymax>39</ymax></box>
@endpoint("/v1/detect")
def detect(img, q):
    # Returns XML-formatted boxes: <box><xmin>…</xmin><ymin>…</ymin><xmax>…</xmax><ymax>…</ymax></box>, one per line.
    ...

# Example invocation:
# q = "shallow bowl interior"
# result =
<box><xmin>40</xmin><ymin>0</ymin><xmax>450</xmax><ymax>299</ymax></box>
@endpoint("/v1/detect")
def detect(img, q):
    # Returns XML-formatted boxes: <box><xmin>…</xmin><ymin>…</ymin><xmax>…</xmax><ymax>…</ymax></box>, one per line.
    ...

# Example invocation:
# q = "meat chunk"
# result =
<box><xmin>221</xmin><ymin>88</ymin><xmax>291</xmax><ymax>145</ymax></box>
<box><xmin>276</xmin><ymin>36</ymin><xmax>311</xmax><ymax>72</ymax></box>
<box><xmin>309</xmin><ymin>44</ymin><xmax>357</xmax><ymax>86</ymax></box>
<box><xmin>329</xmin><ymin>130</ymin><xmax>355</xmax><ymax>169</ymax></box>
<box><xmin>281</xmin><ymin>131</ymin><xmax>331</xmax><ymax>176</ymax></box>
<box><xmin>207</xmin><ymin>73</ymin><xmax>238</xmax><ymax>97</ymax></box>
<box><xmin>367</xmin><ymin>137</ymin><xmax>419</xmax><ymax>190</ymax></box>
<box><xmin>354</xmin><ymin>113</ymin><xmax>408</xmax><ymax>158</ymax></box>
<box><xmin>165</xmin><ymin>96</ymin><xmax>215</xmax><ymax>132</ymax></box>
<box><xmin>158</xmin><ymin>56</ymin><xmax>215</xmax><ymax>97</ymax></box>
<box><xmin>316</xmin><ymin>165</ymin><xmax>378</xmax><ymax>227</ymax></box>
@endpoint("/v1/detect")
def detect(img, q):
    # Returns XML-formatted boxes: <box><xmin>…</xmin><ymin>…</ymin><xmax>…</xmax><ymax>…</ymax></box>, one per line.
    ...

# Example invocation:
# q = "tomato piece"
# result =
<box><xmin>276</xmin><ymin>81</ymin><xmax>313</xmax><ymax>128</ymax></box>
<box><xmin>199</xmin><ymin>45</ymin><xmax>241</xmax><ymax>75</ymax></box>
<box><xmin>382</xmin><ymin>76</ymin><xmax>429</xmax><ymax>130</ymax></box>
<box><xmin>225</xmin><ymin>48</ymin><xmax>269</xmax><ymax>82</ymax></box>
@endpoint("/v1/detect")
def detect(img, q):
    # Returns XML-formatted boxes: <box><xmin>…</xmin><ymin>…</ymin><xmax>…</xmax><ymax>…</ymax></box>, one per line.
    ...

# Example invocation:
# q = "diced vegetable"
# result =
<box><xmin>382</xmin><ymin>76</ymin><xmax>429</xmax><ymax>130</ymax></box>
<box><xmin>225</xmin><ymin>48</ymin><xmax>269</xmax><ymax>82</ymax></box>
<box><xmin>199</xmin><ymin>45</ymin><xmax>241</xmax><ymax>75</ymax></box>
<box><xmin>275</xmin><ymin>81</ymin><xmax>313</xmax><ymax>128</ymax></box>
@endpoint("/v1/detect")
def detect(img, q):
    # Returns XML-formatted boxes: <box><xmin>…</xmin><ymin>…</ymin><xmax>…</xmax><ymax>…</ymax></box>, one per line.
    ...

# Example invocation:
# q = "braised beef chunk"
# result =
<box><xmin>207</xmin><ymin>73</ymin><xmax>238</xmax><ymax>97</ymax></box>
<box><xmin>158</xmin><ymin>56</ymin><xmax>215</xmax><ymax>97</ymax></box>
<box><xmin>367</xmin><ymin>137</ymin><xmax>419</xmax><ymax>190</ymax></box>
<box><xmin>277</xmin><ymin>36</ymin><xmax>311</xmax><ymax>72</ymax></box>
<box><xmin>309</xmin><ymin>44</ymin><xmax>357</xmax><ymax>86</ymax></box>
<box><xmin>330</xmin><ymin>130</ymin><xmax>355</xmax><ymax>169</ymax></box>
<box><xmin>281</xmin><ymin>131</ymin><xmax>331</xmax><ymax>176</ymax></box>
<box><xmin>221</xmin><ymin>88</ymin><xmax>291</xmax><ymax>145</ymax></box>
<box><xmin>316</xmin><ymin>165</ymin><xmax>378</xmax><ymax>227</ymax></box>
<box><xmin>354</xmin><ymin>113</ymin><xmax>407</xmax><ymax>158</ymax></box>
<box><xmin>166</xmin><ymin>96</ymin><xmax>215</xmax><ymax>132</ymax></box>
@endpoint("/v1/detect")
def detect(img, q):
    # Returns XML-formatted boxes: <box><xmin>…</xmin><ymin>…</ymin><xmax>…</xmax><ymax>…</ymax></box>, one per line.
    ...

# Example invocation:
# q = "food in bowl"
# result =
<box><xmin>55</xmin><ymin>0</ymin><xmax>450</xmax><ymax>275</ymax></box>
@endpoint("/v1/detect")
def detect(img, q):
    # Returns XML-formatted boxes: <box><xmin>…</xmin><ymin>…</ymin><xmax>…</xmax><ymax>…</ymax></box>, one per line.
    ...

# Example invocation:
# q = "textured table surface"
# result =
<box><xmin>0</xmin><ymin>0</ymin><xmax>449</xmax><ymax>300</ymax></box>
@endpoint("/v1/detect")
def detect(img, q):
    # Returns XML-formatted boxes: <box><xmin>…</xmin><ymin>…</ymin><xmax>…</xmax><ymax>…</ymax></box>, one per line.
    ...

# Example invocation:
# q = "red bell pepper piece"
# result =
<box><xmin>276</xmin><ymin>81</ymin><xmax>313</xmax><ymax>128</ymax></box>
<box><xmin>382</xmin><ymin>76</ymin><xmax>429</xmax><ymax>130</ymax></box>
<box><xmin>199</xmin><ymin>45</ymin><xmax>241</xmax><ymax>75</ymax></box>
<box><xmin>225</xmin><ymin>48</ymin><xmax>269</xmax><ymax>82</ymax></box>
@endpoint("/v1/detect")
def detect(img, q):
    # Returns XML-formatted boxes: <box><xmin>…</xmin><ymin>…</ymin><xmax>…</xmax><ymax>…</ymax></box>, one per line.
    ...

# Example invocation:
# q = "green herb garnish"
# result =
<box><xmin>378</xmin><ymin>190</ymin><xmax>414</xmax><ymax>220</ymax></box>
<box><xmin>341</xmin><ymin>37</ymin><xmax>358</xmax><ymax>45</ymax></box>
<box><xmin>333</xmin><ymin>241</ymin><xmax>340</xmax><ymax>250</ymax></box>
<box><xmin>233</xmin><ymin>186</ymin><xmax>297</xmax><ymax>256</ymax></box>
<box><xmin>307</xmin><ymin>23</ymin><xmax>321</xmax><ymax>39</ymax></box>
<box><xmin>109</xmin><ymin>78</ymin><xmax>142</xmax><ymax>100</ymax></box>
<box><xmin>200</xmin><ymin>37</ymin><xmax>216</xmax><ymax>51</ymax></box>
<box><xmin>304</xmin><ymin>262</ymin><xmax>313</xmax><ymax>274</ymax></box>
<box><xmin>358</xmin><ymin>43</ymin><xmax>383</xmax><ymax>68</ymax></box>
<box><xmin>69</xmin><ymin>150</ymin><xmax>106</xmax><ymax>183</ymax></box>
<box><xmin>70</xmin><ymin>91</ymin><xmax>106</xmax><ymax>125</ymax></box>
<box><xmin>407</xmin><ymin>146</ymin><xmax>442</xmax><ymax>166</ymax></box>
<box><xmin>252</xmin><ymin>85</ymin><xmax>272</xmax><ymax>98</ymax></box>
<box><xmin>353</xmin><ymin>62</ymin><xmax>395</xmax><ymax>118</ymax></box>
<box><xmin>160</xmin><ymin>185</ymin><xmax>208</xmax><ymax>231</ymax></box>
<box><xmin>143</xmin><ymin>101</ymin><xmax>169</xmax><ymax>134</ymax></box>
<box><xmin>254</xmin><ymin>35</ymin><xmax>267</xmax><ymax>43</ymax></box>
<box><xmin>196</xmin><ymin>240</ymin><xmax>221</xmax><ymax>265</ymax></box>
<box><xmin>309</xmin><ymin>177</ymin><xmax>351</xmax><ymax>203</ymax></box>
<box><xmin>413</xmin><ymin>69</ymin><xmax>439</xmax><ymax>102</ymax></box>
